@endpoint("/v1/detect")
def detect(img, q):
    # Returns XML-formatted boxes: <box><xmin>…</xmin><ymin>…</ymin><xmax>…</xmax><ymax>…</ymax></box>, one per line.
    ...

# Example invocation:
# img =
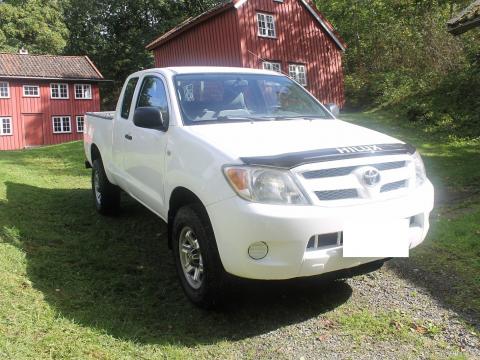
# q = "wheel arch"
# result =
<box><xmin>89</xmin><ymin>144</ymin><xmax>117</xmax><ymax>185</ymax></box>
<box><xmin>167</xmin><ymin>187</ymin><xmax>209</xmax><ymax>249</ymax></box>
<box><xmin>91</xmin><ymin>143</ymin><xmax>101</xmax><ymax>164</ymax></box>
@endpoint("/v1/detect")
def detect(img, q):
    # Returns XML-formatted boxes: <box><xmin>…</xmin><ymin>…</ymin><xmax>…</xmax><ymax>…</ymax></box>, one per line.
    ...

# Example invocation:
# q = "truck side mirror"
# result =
<box><xmin>133</xmin><ymin>107</ymin><xmax>169</xmax><ymax>131</ymax></box>
<box><xmin>327</xmin><ymin>103</ymin><xmax>340</xmax><ymax>117</ymax></box>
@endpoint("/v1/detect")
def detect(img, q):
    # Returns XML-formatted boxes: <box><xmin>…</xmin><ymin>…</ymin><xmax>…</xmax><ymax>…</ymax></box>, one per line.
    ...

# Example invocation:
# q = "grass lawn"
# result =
<box><xmin>0</xmin><ymin>111</ymin><xmax>478</xmax><ymax>359</ymax></box>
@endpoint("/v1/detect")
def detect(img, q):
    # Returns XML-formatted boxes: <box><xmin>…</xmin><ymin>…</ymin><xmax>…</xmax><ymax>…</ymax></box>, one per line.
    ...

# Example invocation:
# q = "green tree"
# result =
<box><xmin>316</xmin><ymin>0</ymin><xmax>478</xmax><ymax>105</ymax></box>
<box><xmin>62</xmin><ymin>0</ymin><xmax>213</xmax><ymax>107</ymax></box>
<box><xmin>0</xmin><ymin>0</ymin><xmax>68</xmax><ymax>54</ymax></box>
<box><xmin>316</xmin><ymin>0</ymin><xmax>479</xmax><ymax>136</ymax></box>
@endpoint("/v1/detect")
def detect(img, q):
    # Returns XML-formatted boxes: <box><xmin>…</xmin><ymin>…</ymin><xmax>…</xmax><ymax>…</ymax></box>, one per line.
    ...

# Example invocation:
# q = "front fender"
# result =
<box><xmin>164</xmin><ymin>127</ymin><xmax>237</xmax><ymax>209</ymax></box>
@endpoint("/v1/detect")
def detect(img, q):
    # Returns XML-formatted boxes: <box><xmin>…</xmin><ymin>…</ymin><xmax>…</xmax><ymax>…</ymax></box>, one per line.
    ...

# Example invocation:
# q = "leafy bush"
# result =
<box><xmin>319</xmin><ymin>0</ymin><xmax>479</xmax><ymax>139</ymax></box>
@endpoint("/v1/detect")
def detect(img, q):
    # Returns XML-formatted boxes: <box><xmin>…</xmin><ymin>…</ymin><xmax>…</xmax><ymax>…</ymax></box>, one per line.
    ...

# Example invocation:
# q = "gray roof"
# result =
<box><xmin>0</xmin><ymin>53</ymin><xmax>104</xmax><ymax>80</ymax></box>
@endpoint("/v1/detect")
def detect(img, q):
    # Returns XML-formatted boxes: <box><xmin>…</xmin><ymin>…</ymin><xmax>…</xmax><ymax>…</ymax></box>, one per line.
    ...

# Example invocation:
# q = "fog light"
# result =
<box><xmin>248</xmin><ymin>242</ymin><xmax>268</xmax><ymax>260</ymax></box>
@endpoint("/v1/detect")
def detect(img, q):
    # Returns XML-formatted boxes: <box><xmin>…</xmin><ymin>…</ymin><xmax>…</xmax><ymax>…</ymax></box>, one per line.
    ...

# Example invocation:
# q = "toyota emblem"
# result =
<box><xmin>363</xmin><ymin>168</ymin><xmax>381</xmax><ymax>187</ymax></box>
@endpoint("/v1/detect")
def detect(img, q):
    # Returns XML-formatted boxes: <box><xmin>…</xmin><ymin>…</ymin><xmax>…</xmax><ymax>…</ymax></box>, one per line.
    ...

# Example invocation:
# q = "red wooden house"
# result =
<box><xmin>0</xmin><ymin>53</ymin><xmax>104</xmax><ymax>150</ymax></box>
<box><xmin>146</xmin><ymin>0</ymin><xmax>346</xmax><ymax>107</ymax></box>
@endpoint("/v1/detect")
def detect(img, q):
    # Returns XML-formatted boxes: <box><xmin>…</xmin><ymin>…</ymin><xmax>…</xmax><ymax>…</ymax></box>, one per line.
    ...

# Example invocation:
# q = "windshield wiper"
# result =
<box><xmin>215</xmin><ymin>115</ymin><xmax>273</xmax><ymax>122</ymax></box>
<box><xmin>208</xmin><ymin>115</ymin><xmax>329</xmax><ymax>123</ymax></box>
<box><xmin>271</xmin><ymin>115</ymin><xmax>330</xmax><ymax>121</ymax></box>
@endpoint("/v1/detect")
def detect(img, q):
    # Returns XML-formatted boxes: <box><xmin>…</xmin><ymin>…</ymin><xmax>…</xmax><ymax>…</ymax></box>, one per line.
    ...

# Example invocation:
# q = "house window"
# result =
<box><xmin>0</xmin><ymin>117</ymin><xmax>12</xmax><ymax>135</ymax></box>
<box><xmin>50</xmin><ymin>83</ymin><xmax>69</xmax><ymax>99</ymax></box>
<box><xmin>52</xmin><ymin>116</ymin><xmax>71</xmax><ymax>133</ymax></box>
<box><xmin>262</xmin><ymin>61</ymin><xmax>282</xmax><ymax>73</ymax></box>
<box><xmin>75</xmin><ymin>84</ymin><xmax>92</xmax><ymax>99</ymax></box>
<box><xmin>23</xmin><ymin>85</ymin><xmax>40</xmax><ymax>97</ymax></box>
<box><xmin>76</xmin><ymin>115</ymin><xmax>85</xmax><ymax>133</ymax></box>
<box><xmin>288</xmin><ymin>64</ymin><xmax>307</xmax><ymax>86</ymax></box>
<box><xmin>0</xmin><ymin>82</ymin><xmax>9</xmax><ymax>98</ymax></box>
<box><xmin>257</xmin><ymin>13</ymin><xmax>276</xmax><ymax>38</ymax></box>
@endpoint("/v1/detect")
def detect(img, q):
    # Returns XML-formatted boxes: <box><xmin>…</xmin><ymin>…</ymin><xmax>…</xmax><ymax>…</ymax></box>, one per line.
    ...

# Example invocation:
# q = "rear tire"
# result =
<box><xmin>172</xmin><ymin>204</ymin><xmax>227</xmax><ymax>309</ymax></box>
<box><xmin>92</xmin><ymin>159</ymin><xmax>120</xmax><ymax>215</ymax></box>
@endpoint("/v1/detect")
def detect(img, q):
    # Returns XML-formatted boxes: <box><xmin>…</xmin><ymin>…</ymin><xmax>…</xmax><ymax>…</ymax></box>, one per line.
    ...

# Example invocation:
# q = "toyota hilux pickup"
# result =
<box><xmin>84</xmin><ymin>67</ymin><xmax>434</xmax><ymax>308</ymax></box>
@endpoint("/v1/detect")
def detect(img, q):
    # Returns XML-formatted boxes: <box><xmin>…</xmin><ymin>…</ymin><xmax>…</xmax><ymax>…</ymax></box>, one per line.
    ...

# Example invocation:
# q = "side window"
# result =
<box><xmin>121</xmin><ymin>77</ymin><xmax>139</xmax><ymax>119</ymax></box>
<box><xmin>136</xmin><ymin>76</ymin><xmax>169</xmax><ymax>122</ymax></box>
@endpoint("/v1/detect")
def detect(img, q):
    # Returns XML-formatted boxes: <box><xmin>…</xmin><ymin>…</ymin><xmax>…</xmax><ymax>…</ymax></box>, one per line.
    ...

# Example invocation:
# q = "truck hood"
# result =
<box><xmin>186</xmin><ymin>119</ymin><xmax>403</xmax><ymax>160</ymax></box>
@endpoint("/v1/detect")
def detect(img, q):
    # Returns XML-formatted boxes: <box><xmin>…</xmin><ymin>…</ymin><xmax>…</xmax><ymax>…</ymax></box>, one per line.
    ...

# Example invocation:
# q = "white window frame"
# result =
<box><xmin>76</xmin><ymin>115</ymin><xmax>85</xmax><ymax>133</ymax></box>
<box><xmin>288</xmin><ymin>64</ymin><xmax>308</xmax><ymax>86</ymax></box>
<box><xmin>50</xmin><ymin>83</ymin><xmax>69</xmax><ymax>99</ymax></box>
<box><xmin>257</xmin><ymin>13</ymin><xmax>276</xmax><ymax>38</ymax></box>
<box><xmin>0</xmin><ymin>117</ymin><xmax>12</xmax><ymax>136</ymax></box>
<box><xmin>52</xmin><ymin>116</ymin><xmax>71</xmax><ymax>134</ymax></box>
<box><xmin>0</xmin><ymin>82</ymin><xmax>10</xmax><ymax>98</ymax></box>
<box><xmin>262</xmin><ymin>61</ymin><xmax>282</xmax><ymax>73</ymax></box>
<box><xmin>74</xmin><ymin>84</ymin><xmax>92</xmax><ymax>99</ymax></box>
<box><xmin>23</xmin><ymin>85</ymin><xmax>40</xmax><ymax>97</ymax></box>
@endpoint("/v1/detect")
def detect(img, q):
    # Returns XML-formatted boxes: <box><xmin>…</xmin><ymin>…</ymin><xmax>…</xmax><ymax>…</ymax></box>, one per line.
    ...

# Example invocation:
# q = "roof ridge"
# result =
<box><xmin>0</xmin><ymin>52</ymin><xmax>88</xmax><ymax>58</ymax></box>
<box><xmin>84</xmin><ymin>55</ymin><xmax>104</xmax><ymax>79</ymax></box>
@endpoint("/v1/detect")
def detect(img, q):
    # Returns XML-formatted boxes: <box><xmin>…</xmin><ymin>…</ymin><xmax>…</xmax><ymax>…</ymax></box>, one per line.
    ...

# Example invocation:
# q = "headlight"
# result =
<box><xmin>412</xmin><ymin>151</ymin><xmax>426</xmax><ymax>186</ymax></box>
<box><xmin>223</xmin><ymin>166</ymin><xmax>310</xmax><ymax>205</ymax></box>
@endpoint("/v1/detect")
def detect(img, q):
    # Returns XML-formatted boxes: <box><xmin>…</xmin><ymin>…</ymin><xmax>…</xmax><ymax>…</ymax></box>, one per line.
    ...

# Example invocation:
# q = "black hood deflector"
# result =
<box><xmin>240</xmin><ymin>143</ymin><xmax>416</xmax><ymax>169</ymax></box>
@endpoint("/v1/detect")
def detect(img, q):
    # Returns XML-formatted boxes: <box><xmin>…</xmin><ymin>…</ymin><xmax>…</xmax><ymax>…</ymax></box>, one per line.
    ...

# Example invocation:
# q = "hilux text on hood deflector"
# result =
<box><xmin>240</xmin><ymin>143</ymin><xmax>416</xmax><ymax>169</ymax></box>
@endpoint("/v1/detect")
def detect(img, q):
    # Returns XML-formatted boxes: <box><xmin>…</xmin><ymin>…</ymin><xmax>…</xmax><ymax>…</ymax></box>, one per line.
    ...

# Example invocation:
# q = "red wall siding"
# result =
<box><xmin>0</xmin><ymin>81</ymin><xmax>25</xmax><ymax>150</ymax></box>
<box><xmin>151</xmin><ymin>0</ymin><xmax>344</xmax><ymax>107</ymax></box>
<box><xmin>237</xmin><ymin>0</ymin><xmax>344</xmax><ymax>107</ymax></box>
<box><xmin>153</xmin><ymin>10</ymin><xmax>242</xmax><ymax>67</ymax></box>
<box><xmin>0</xmin><ymin>79</ymin><xmax>100</xmax><ymax>150</ymax></box>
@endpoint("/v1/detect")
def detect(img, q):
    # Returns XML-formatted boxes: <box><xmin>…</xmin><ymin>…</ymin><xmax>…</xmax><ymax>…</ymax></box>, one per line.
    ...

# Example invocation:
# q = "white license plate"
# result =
<box><xmin>343</xmin><ymin>219</ymin><xmax>409</xmax><ymax>258</ymax></box>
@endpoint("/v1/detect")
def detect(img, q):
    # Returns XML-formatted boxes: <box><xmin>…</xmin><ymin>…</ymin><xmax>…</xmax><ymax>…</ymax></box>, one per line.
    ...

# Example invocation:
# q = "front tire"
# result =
<box><xmin>172</xmin><ymin>205</ymin><xmax>227</xmax><ymax>309</ymax></box>
<box><xmin>92</xmin><ymin>159</ymin><xmax>120</xmax><ymax>215</ymax></box>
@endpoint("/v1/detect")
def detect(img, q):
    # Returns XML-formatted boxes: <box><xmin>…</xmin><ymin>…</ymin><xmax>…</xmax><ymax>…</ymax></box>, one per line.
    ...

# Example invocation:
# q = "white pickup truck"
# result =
<box><xmin>84</xmin><ymin>67</ymin><xmax>434</xmax><ymax>308</ymax></box>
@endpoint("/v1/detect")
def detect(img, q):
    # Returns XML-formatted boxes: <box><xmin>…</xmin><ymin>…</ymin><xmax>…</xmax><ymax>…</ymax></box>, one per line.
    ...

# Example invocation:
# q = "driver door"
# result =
<box><xmin>122</xmin><ymin>74</ymin><xmax>170</xmax><ymax>215</ymax></box>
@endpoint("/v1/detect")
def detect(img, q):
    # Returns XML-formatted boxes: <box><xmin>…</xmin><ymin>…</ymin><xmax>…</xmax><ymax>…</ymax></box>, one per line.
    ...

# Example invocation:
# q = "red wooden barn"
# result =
<box><xmin>146</xmin><ymin>0</ymin><xmax>346</xmax><ymax>107</ymax></box>
<box><xmin>0</xmin><ymin>52</ymin><xmax>104</xmax><ymax>150</ymax></box>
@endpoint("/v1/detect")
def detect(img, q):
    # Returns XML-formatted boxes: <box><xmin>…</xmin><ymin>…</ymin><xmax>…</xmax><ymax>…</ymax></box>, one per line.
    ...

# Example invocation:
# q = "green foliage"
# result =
<box><xmin>0</xmin><ymin>0</ymin><xmax>221</xmax><ymax>107</ymax></box>
<box><xmin>62</xmin><ymin>0</ymin><xmax>221</xmax><ymax>108</ymax></box>
<box><xmin>317</xmin><ymin>0</ymin><xmax>480</xmax><ymax>138</ymax></box>
<box><xmin>0</xmin><ymin>0</ymin><xmax>68</xmax><ymax>54</ymax></box>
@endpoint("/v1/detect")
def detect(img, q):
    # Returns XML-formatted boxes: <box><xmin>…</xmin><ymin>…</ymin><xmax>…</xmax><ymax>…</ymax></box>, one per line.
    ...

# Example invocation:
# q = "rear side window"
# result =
<box><xmin>136</xmin><ymin>76</ymin><xmax>169</xmax><ymax>122</ymax></box>
<box><xmin>121</xmin><ymin>77</ymin><xmax>139</xmax><ymax>119</ymax></box>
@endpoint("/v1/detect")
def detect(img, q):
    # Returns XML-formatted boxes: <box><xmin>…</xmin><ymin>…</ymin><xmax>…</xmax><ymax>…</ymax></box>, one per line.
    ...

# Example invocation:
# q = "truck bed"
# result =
<box><xmin>84</xmin><ymin>111</ymin><xmax>115</xmax><ymax>176</ymax></box>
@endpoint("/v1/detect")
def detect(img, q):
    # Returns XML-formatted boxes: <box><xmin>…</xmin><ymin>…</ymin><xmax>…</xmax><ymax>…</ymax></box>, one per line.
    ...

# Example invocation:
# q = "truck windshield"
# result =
<box><xmin>174</xmin><ymin>73</ymin><xmax>332</xmax><ymax>124</ymax></box>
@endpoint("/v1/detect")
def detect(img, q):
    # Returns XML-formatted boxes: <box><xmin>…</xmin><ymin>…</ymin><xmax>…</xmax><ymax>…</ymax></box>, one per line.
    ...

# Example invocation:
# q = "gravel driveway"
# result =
<box><xmin>216</xmin><ymin>264</ymin><xmax>479</xmax><ymax>360</ymax></box>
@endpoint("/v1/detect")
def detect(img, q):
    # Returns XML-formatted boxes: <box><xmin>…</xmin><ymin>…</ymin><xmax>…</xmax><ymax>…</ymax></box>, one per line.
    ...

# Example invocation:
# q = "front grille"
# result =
<box><xmin>303</xmin><ymin>161</ymin><xmax>406</xmax><ymax>179</ymax></box>
<box><xmin>296</xmin><ymin>156</ymin><xmax>412</xmax><ymax>205</ymax></box>
<box><xmin>315</xmin><ymin>189</ymin><xmax>358</xmax><ymax>201</ymax></box>
<box><xmin>381</xmin><ymin>180</ymin><xmax>407</xmax><ymax>193</ymax></box>
<box><xmin>304</xmin><ymin>166</ymin><xmax>356</xmax><ymax>179</ymax></box>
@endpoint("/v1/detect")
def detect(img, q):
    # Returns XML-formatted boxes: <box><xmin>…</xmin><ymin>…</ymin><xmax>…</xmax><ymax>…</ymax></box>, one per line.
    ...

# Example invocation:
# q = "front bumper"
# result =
<box><xmin>206</xmin><ymin>180</ymin><xmax>434</xmax><ymax>280</ymax></box>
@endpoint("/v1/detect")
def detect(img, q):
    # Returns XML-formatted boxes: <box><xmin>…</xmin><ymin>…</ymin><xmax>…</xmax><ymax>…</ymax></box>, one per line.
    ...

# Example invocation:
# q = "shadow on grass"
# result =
<box><xmin>0</xmin><ymin>182</ymin><xmax>352</xmax><ymax>346</ymax></box>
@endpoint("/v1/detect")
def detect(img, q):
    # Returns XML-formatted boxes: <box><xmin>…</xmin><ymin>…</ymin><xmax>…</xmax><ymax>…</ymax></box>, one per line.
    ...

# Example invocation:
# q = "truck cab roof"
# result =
<box><xmin>131</xmin><ymin>66</ymin><xmax>284</xmax><ymax>77</ymax></box>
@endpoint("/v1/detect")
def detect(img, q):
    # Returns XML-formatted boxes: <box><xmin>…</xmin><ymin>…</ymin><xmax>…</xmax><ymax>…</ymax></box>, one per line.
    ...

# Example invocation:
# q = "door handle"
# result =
<box><xmin>125</xmin><ymin>134</ymin><xmax>133</xmax><ymax>140</ymax></box>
